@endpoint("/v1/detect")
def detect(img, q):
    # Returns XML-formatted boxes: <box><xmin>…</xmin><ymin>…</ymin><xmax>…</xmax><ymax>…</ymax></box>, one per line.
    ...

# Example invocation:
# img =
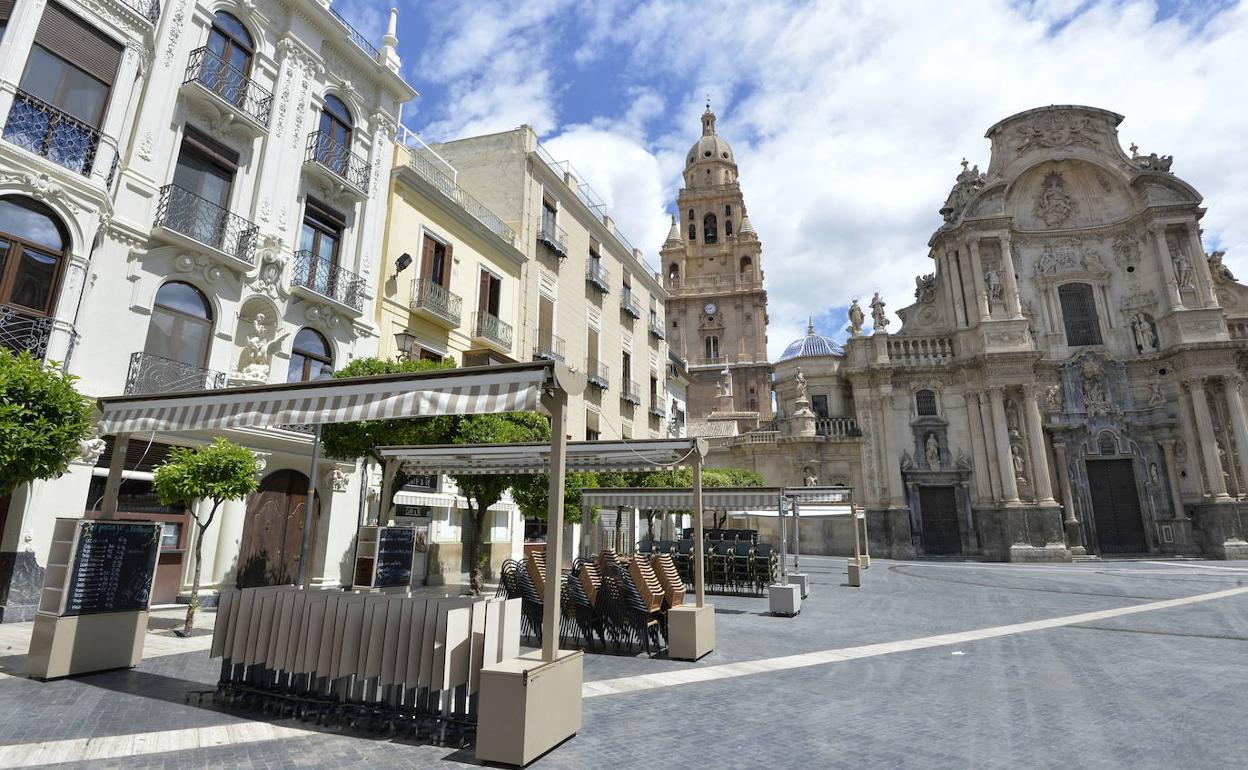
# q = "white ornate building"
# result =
<box><xmin>0</xmin><ymin>0</ymin><xmax>415</xmax><ymax>620</ymax></box>
<box><xmin>844</xmin><ymin>105</ymin><xmax>1248</xmax><ymax>561</ymax></box>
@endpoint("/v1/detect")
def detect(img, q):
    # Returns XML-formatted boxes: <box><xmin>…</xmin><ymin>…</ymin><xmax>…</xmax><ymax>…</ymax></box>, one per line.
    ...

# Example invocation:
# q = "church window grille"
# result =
<box><xmin>1097</xmin><ymin>431</ymin><xmax>1118</xmax><ymax>455</ymax></box>
<box><xmin>687</xmin><ymin>208</ymin><xmax>694</xmax><ymax>221</ymax></box>
<box><xmin>725</xmin><ymin>218</ymin><xmax>733</xmax><ymax>236</ymax></box>
<box><xmin>688</xmin><ymin>223</ymin><xmax>696</xmax><ymax>240</ymax></box>
<box><xmin>1058</xmin><ymin>282</ymin><xmax>1103</xmax><ymax>346</ymax></box>
<box><xmin>915</xmin><ymin>389</ymin><xmax>937</xmax><ymax>416</ymax></box>
<box><xmin>705</xmin><ymin>336</ymin><xmax>719</xmax><ymax>360</ymax></box>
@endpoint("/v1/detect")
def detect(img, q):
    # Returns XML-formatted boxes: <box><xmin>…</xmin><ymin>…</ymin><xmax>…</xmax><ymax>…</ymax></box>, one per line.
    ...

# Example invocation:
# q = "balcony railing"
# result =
<box><xmin>184</xmin><ymin>47</ymin><xmax>273</xmax><ymax>128</ymax></box>
<box><xmin>620</xmin><ymin>288</ymin><xmax>641</xmax><ymax>318</ymax></box>
<box><xmin>306</xmin><ymin>130</ymin><xmax>371</xmax><ymax>193</ymax></box>
<box><xmin>664</xmin><ymin>274</ymin><xmax>764</xmax><ymax>296</ymax></box>
<box><xmin>587</xmin><ymin>359</ymin><xmax>609</xmax><ymax>389</ymax></box>
<box><xmin>154</xmin><ymin>184</ymin><xmax>258</xmax><ymax>265</ymax></box>
<box><xmin>534</xmin><ymin>332</ymin><xmax>566</xmax><ymax>363</ymax></box>
<box><xmin>330</xmin><ymin>6</ymin><xmax>381</xmax><ymax>59</ymax></box>
<box><xmin>472</xmin><ymin>311</ymin><xmax>513</xmax><ymax>349</ymax></box>
<box><xmin>3</xmin><ymin>90</ymin><xmax>101</xmax><ymax>177</ymax></box>
<box><xmin>410</xmin><ymin>277</ymin><xmax>462</xmax><ymax>326</ymax></box>
<box><xmin>292</xmin><ymin>251</ymin><xmax>365</xmax><ymax>311</ymax></box>
<box><xmin>406</xmin><ymin>151</ymin><xmax>516</xmax><ymax>246</ymax></box>
<box><xmin>538</xmin><ymin>220</ymin><xmax>567</xmax><ymax>258</ymax></box>
<box><xmin>125</xmin><ymin>0</ymin><xmax>160</xmax><ymax>23</ymax></box>
<box><xmin>816</xmin><ymin>417</ymin><xmax>861</xmax><ymax>438</ymax></box>
<box><xmin>0</xmin><ymin>303</ymin><xmax>54</xmax><ymax>360</ymax></box>
<box><xmin>586</xmin><ymin>260</ymin><xmax>610</xmax><ymax>293</ymax></box>
<box><xmin>648</xmin><ymin>402</ymin><xmax>665</xmax><ymax>419</ymax></box>
<box><xmin>125</xmin><ymin>352</ymin><xmax>227</xmax><ymax>395</ymax></box>
<box><xmin>621</xmin><ymin>381</ymin><xmax>641</xmax><ymax>405</ymax></box>
<box><xmin>887</xmin><ymin>335</ymin><xmax>956</xmax><ymax>366</ymax></box>
<box><xmin>649</xmin><ymin>311</ymin><xmax>666</xmax><ymax>340</ymax></box>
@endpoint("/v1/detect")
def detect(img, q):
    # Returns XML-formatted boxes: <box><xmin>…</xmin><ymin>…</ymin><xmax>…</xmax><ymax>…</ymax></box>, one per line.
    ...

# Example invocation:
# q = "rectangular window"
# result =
<box><xmin>478</xmin><ymin>269</ymin><xmax>501</xmax><ymax>315</ymax></box>
<box><xmin>586</xmin><ymin>409</ymin><xmax>600</xmax><ymax>441</ymax></box>
<box><xmin>541</xmin><ymin>199</ymin><xmax>557</xmax><ymax>235</ymax></box>
<box><xmin>538</xmin><ymin>294</ymin><xmax>555</xmax><ymax>348</ymax></box>
<box><xmin>622</xmin><ymin>350</ymin><xmax>632</xmax><ymax>384</ymax></box>
<box><xmin>421</xmin><ymin>233</ymin><xmax>451</xmax><ymax>287</ymax></box>
<box><xmin>812</xmin><ymin>394</ymin><xmax>829</xmax><ymax>419</ymax></box>
<box><xmin>1059</xmin><ymin>283</ymin><xmax>1103</xmax><ymax>346</ymax></box>
<box><xmin>18</xmin><ymin>3</ymin><xmax>121</xmax><ymax>124</ymax></box>
<box><xmin>587</xmin><ymin>326</ymin><xmax>599</xmax><ymax>368</ymax></box>
<box><xmin>173</xmin><ymin>129</ymin><xmax>237</xmax><ymax>209</ymax></box>
<box><xmin>590</xmin><ymin>239</ymin><xmax>601</xmax><ymax>262</ymax></box>
<box><xmin>649</xmin><ymin>374</ymin><xmax>658</xmax><ymax>403</ymax></box>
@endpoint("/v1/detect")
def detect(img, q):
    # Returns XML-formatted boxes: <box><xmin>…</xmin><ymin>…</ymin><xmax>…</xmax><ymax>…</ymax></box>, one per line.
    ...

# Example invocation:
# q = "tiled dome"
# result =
<box><xmin>780</xmin><ymin>320</ymin><xmax>844</xmax><ymax>361</ymax></box>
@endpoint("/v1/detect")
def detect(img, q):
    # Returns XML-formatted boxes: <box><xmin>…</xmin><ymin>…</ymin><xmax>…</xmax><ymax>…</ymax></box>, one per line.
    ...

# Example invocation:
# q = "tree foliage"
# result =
<box><xmin>153</xmin><ymin>438</ymin><xmax>259</xmax><ymax>635</ymax></box>
<box><xmin>0</xmin><ymin>350</ymin><xmax>93</xmax><ymax>496</ymax></box>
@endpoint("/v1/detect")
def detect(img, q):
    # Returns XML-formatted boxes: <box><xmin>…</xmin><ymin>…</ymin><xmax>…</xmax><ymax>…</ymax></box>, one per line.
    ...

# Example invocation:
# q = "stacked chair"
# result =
<box><xmin>666</xmin><ymin>535</ymin><xmax>776</xmax><ymax>596</ymax></box>
<box><xmin>205</xmin><ymin>587</ymin><xmax>521</xmax><ymax>744</ymax></box>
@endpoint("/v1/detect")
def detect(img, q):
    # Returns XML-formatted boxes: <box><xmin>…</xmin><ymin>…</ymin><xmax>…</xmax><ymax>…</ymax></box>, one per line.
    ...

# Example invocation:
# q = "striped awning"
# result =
<box><xmin>376</xmin><ymin>438</ymin><xmax>706</xmax><ymax>476</ymax></box>
<box><xmin>786</xmin><ymin>486</ymin><xmax>854</xmax><ymax>505</ymax></box>
<box><xmin>97</xmin><ymin>362</ymin><xmax>556</xmax><ymax>435</ymax></box>
<box><xmin>582</xmin><ymin>487</ymin><xmax>783</xmax><ymax>512</ymax></box>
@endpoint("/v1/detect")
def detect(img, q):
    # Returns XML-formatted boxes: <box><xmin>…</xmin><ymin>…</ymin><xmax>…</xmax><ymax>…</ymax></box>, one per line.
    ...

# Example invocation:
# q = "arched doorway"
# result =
<box><xmin>237</xmin><ymin>469</ymin><xmax>319</xmax><ymax>588</ymax></box>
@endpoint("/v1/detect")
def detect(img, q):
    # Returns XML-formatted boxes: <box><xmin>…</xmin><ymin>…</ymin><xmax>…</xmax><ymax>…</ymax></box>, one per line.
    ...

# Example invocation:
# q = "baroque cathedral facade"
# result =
<box><xmin>698</xmin><ymin>104</ymin><xmax>1248</xmax><ymax>561</ymax></box>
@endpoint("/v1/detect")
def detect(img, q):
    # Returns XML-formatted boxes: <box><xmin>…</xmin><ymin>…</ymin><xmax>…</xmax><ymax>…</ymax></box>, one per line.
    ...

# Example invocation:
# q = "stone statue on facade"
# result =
<box><xmin>900</xmin><ymin>450</ymin><xmax>913</xmax><ymax>470</ymax></box>
<box><xmin>233</xmin><ymin>313</ymin><xmax>275</xmax><ymax>383</ymax></box>
<box><xmin>1011</xmin><ymin>444</ymin><xmax>1027</xmax><ymax>481</ymax></box>
<box><xmin>803</xmin><ymin>467</ymin><xmax>818</xmax><ymax>487</ymax></box>
<box><xmin>847</xmin><ymin>299</ymin><xmax>865</xmax><ymax>336</ymax></box>
<box><xmin>1044</xmin><ymin>383</ymin><xmax>1064</xmax><ymax>413</ymax></box>
<box><xmin>1173</xmin><ymin>251</ymin><xmax>1195</xmax><ymax>289</ymax></box>
<box><xmin>1083</xmin><ymin>360</ymin><xmax>1109</xmax><ymax>417</ymax></box>
<box><xmin>870</xmin><ymin>292</ymin><xmax>889</xmax><ymax>333</ymax></box>
<box><xmin>794</xmin><ymin>367</ymin><xmax>808</xmax><ymax>402</ymax></box>
<box><xmin>1131</xmin><ymin>313</ymin><xmax>1158</xmax><ymax>351</ymax></box>
<box><xmin>1034</xmin><ymin>171</ymin><xmax>1077</xmax><ymax>227</ymax></box>
<box><xmin>984</xmin><ymin>265</ymin><xmax>1004</xmax><ymax>303</ymax></box>
<box><xmin>925</xmin><ymin>433</ymin><xmax>941</xmax><ymax>470</ymax></box>
<box><xmin>1208</xmin><ymin>250</ymin><xmax>1235</xmax><ymax>283</ymax></box>
<box><xmin>716</xmin><ymin>366</ymin><xmax>733</xmax><ymax>399</ymax></box>
<box><xmin>1147</xmin><ymin>381</ymin><xmax>1167</xmax><ymax>408</ymax></box>
<box><xmin>915</xmin><ymin>273</ymin><xmax>936</xmax><ymax>303</ymax></box>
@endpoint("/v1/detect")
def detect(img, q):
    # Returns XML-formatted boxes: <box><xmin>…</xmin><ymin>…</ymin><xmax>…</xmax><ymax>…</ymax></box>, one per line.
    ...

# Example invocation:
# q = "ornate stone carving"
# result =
<box><xmin>1130</xmin><ymin>312</ymin><xmax>1158</xmax><ymax>352</ymax></box>
<box><xmin>76</xmin><ymin>432</ymin><xmax>106</xmax><ymax>465</ymax></box>
<box><xmin>249</xmin><ymin>244</ymin><xmax>289</xmax><ymax>300</ymax></box>
<box><xmin>870</xmin><ymin>292</ymin><xmax>888</xmax><ymax>333</ymax></box>
<box><xmin>162</xmin><ymin>0</ymin><xmax>187</xmax><ymax>68</ymax></box>
<box><xmin>1172</xmin><ymin>247</ymin><xmax>1195</xmax><ymax>289</ymax></box>
<box><xmin>137</xmin><ymin>131</ymin><xmax>154</xmax><ymax>161</ymax></box>
<box><xmin>803</xmin><ymin>467</ymin><xmax>818</xmax><ymax>487</ymax></box>
<box><xmin>1208</xmin><ymin>250</ymin><xmax>1235</xmax><ymax>283</ymax></box>
<box><xmin>925</xmin><ymin>433</ymin><xmax>941</xmax><ymax>470</ymax></box>
<box><xmin>983</xmin><ymin>261</ymin><xmax>1004</xmax><ymax>303</ymax></box>
<box><xmin>231</xmin><ymin>312</ymin><xmax>277</xmax><ymax>383</ymax></box>
<box><xmin>1033</xmin><ymin>171</ymin><xmax>1077</xmax><ymax>228</ymax></box>
<box><xmin>956</xmin><ymin>449</ymin><xmax>972</xmax><ymax>470</ymax></box>
<box><xmin>1111</xmin><ymin>233</ymin><xmax>1139</xmax><ymax>270</ymax></box>
<box><xmin>1010</xmin><ymin>444</ymin><xmax>1027</xmax><ymax>482</ymax></box>
<box><xmin>328</xmin><ymin>467</ymin><xmax>351</xmax><ymax>492</ymax></box>
<box><xmin>847</xmin><ymin>298</ymin><xmax>865</xmax><ymax>336</ymax></box>
<box><xmin>1129</xmin><ymin>142</ymin><xmax>1174</xmax><ymax>173</ymax></box>
<box><xmin>1034</xmin><ymin>239</ymin><xmax>1103</xmax><ymax>276</ymax></box>
<box><xmin>1</xmin><ymin>171</ymin><xmax>81</xmax><ymax>214</ymax></box>
<box><xmin>1119</xmin><ymin>289</ymin><xmax>1156</xmax><ymax>310</ymax></box>
<box><xmin>1147</xmin><ymin>381</ymin><xmax>1166</xmax><ymax>408</ymax></box>
<box><xmin>1044</xmin><ymin>383</ymin><xmax>1063</xmax><ymax>412</ymax></box>
<box><xmin>914</xmin><ymin>273</ymin><xmax>936</xmax><ymax>304</ymax></box>
<box><xmin>1015</xmin><ymin>113</ymin><xmax>1097</xmax><ymax>152</ymax></box>
<box><xmin>1082</xmin><ymin>359</ymin><xmax>1110</xmax><ymax>417</ymax></box>
<box><xmin>174</xmin><ymin>253</ymin><xmax>226</xmax><ymax>283</ymax></box>
<box><xmin>939</xmin><ymin>159</ymin><xmax>985</xmax><ymax>224</ymax></box>
<box><xmin>305</xmin><ymin>302</ymin><xmax>343</xmax><ymax>331</ymax></box>
<box><xmin>900</xmin><ymin>450</ymin><xmax>913</xmax><ymax>470</ymax></box>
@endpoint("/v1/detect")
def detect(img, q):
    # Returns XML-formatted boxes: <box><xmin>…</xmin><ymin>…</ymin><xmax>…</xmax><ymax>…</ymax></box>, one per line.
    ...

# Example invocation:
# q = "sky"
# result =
<box><xmin>336</xmin><ymin>0</ymin><xmax>1248</xmax><ymax>359</ymax></box>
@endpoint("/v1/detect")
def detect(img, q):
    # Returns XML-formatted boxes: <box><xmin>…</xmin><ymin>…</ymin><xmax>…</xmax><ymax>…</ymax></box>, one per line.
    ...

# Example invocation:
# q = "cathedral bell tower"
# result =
<box><xmin>661</xmin><ymin>104</ymin><xmax>771</xmax><ymax>421</ymax></box>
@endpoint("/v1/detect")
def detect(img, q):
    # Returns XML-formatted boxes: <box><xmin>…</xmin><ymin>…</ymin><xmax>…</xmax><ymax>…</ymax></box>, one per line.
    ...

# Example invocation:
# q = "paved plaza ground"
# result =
<box><xmin>1</xmin><ymin>556</ymin><xmax>1246</xmax><ymax>769</ymax></box>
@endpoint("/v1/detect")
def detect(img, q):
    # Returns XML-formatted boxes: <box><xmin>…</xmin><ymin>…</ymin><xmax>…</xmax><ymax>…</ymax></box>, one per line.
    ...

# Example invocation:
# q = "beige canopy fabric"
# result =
<box><xmin>580</xmin><ymin>485</ymin><xmax>854</xmax><ymax>516</ymax></box>
<box><xmin>95</xmin><ymin>361</ymin><xmax>555</xmax><ymax>434</ymax></box>
<box><xmin>375</xmin><ymin>438</ymin><xmax>707</xmax><ymax>476</ymax></box>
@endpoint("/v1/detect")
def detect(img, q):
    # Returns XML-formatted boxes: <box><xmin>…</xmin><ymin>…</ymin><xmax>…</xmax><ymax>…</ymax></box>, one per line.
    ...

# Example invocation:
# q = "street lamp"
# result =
<box><xmin>394</xmin><ymin>331</ymin><xmax>416</xmax><ymax>360</ymax></box>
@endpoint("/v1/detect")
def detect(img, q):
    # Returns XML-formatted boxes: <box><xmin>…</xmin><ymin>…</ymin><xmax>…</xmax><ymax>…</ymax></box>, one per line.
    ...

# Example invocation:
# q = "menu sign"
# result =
<box><xmin>374</xmin><ymin>527</ymin><xmax>417</xmax><ymax>588</ymax></box>
<box><xmin>65</xmin><ymin>521</ymin><xmax>161</xmax><ymax>616</ymax></box>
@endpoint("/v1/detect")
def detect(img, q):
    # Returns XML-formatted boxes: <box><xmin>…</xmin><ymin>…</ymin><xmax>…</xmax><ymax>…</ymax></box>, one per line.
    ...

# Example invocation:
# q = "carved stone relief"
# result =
<box><xmin>1033</xmin><ymin>171</ymin><xmax>1078</xmax><ymax>228</ymax></box>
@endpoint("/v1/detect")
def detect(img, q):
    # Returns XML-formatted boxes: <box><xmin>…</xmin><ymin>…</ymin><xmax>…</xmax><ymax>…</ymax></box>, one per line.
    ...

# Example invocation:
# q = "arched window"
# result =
<box><xmin>725</xmin><ymin>218</ymin><xmax>733</xmax><ymax>237</ymax></box>
<box><xmin>724</xmin><ymin>204</ymin><xmax>732</xmax><ymax>217</ymax></box>
<box><xmin>688</xmin><ymin>223</ymin><xmax>696</xmax><ymax>241</ymax></box>
<box><xmin>315</xmin><ymin>95</ymin><xmax>354</xmax><ymax>174</ymax></box>
<box><xmin>204</xmin><ymin>12</ymin><xmax>254</xmax><ymax>107</ymax></box>
<box><xmin>739</xmin><ymin>256</ymin><xmax>752</xmax><ymax>275</ymax></box>
<box><xmin>287</xmin><ymin>327</ymin><xmax>333</xmax><ymax>382</ymax></box>
<box><xmin>705</xmin><ymin>335</ymin><xmax>719</xmax><ymax>361</ymax></box>
<box><xmin>144</xmin><ymin>282</ymin><xmax>213</xmax><ymax>368</ymax></box>
<box><xmin>0</xmin><ymin>197</ymin><xmax>68</xmax><ymax>316</ymax></box>
<box><xmin>703</xmin><ymin>213</ymin><xmax>718</xmax><ymax>244</ymax></box>
<box><xmin>668</xmin><ymin>263</ymin><xmax>680</xmax><ymax>283</ymax></box>
<box><xmin>687</xmin><ymin>208</ymin><xmax>694</xmax><ymax>221</ymax></box>
<box><xmin>1058</xmin><ymin>282</ymin><xmax>1103</xmax><ymax>346</ymax></box>
<box><xmin>1097</xmin><ymin>431</ymin><xmax>1118</xmax><ymax>455</ymax></box>
<box><xmin>915</xmin><ymin>389</ymin><xmax>938</xmax><ymax>417</ymax></box>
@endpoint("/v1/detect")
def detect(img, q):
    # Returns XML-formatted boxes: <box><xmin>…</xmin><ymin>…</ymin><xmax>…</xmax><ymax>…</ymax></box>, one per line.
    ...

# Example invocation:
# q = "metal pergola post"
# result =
<box><xmin>793</xmin><ymin>498</ymin><xmax>801</xmax><ymax>572</ymax></box>
<box><xmin>778</xmin><ymin>493</ymin><xmax>788</xmax><ymax>585</ymax></box>
<box><xmin>851</xmin><ymin>505</ymin><xmax>862</xmax><ymax>566</ymax></box>
<box><xmin>100</xmin><ymin>432</ymin><xmax>130</xmax><ymax>519</ymax></box>
<box><xmin>297</xmin><ymin>423</ymin><xmax>322</xmax><ymax>589</ymax></box>
<box><xmin>541</xmin><ymin>390</ymin><xmax>569</xmax><ymax>663</ymax></box>
<box><xmin>693</xmin><ymin>453</ymin><xmax>705</xmax><ymax>608</ymax></box>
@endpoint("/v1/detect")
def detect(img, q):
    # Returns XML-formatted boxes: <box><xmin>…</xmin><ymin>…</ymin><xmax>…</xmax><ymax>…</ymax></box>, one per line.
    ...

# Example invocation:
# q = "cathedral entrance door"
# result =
<box><xmin>1085</xmin><ymin>459</ymin><xmax>1148</xmax><ymax>554</ymax></box>
<box><xmin>918</xmin><ymin>486</ymin><xmax>962</xmax><ymax>555</ymax></box>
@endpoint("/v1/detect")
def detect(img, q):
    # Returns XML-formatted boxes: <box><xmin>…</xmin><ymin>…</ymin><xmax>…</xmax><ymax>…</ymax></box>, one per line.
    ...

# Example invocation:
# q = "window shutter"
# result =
<box><xmin>478</xmin><ymin>270</ymin><xmax>491</xmax><ymax>314</ymax></box>
<box><xmin>420</xmin><ymin>235</ymin><xmax>436</xmax><ymax>281</ymax></box>
<box><xmin>35</xmin><ymin>3</ymin><xmax>122</xmax><ymax>85</ymax></box>
<box><xmin>0</xmin><ymin>0</ymin><xmax>15</xmax><ymax>21</ymax></box>
<box><xmin>441</xmin><ymin>242</ymin><xmax>454</xmax><ymax>284</ymax></box>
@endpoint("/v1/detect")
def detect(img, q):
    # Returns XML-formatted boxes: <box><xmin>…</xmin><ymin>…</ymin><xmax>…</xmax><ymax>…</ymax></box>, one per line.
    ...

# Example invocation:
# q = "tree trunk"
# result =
<box><xmin>614</xmin><ymin>506</ymin><xmax>624</xmax><ymax>553</ymax></box>
<box><xmin>183</xmin><ymin>522</ymin><xmax>206</xmax><ymax>637</ymax></box>
<box><xmin>468</xmin><ymin>505</ymin><xmax>486</xmax><ymax>597</ymax></box>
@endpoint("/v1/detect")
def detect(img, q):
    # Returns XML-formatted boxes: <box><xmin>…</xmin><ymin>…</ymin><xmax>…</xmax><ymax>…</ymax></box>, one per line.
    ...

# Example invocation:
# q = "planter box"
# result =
<box><xmin>476</xmin><ymin>649</ymin><xmax>583</xmax><ymax>767</ymax></box>
<box><xmin>668</xmin><ymin>604</ymin><xmax>715</xmax><ymax>661</ymax></box>
<box><xmin>768</xmin><ymin>583</ymin><xmax>801</xmax><ymax>617</ymax></box>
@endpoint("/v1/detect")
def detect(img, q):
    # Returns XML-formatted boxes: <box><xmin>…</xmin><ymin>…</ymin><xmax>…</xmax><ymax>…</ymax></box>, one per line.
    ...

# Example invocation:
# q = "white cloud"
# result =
<box><xmin>394</xmin><ymin>0</ymin><xmax>1248</xmax><ymax>359</ymax></box>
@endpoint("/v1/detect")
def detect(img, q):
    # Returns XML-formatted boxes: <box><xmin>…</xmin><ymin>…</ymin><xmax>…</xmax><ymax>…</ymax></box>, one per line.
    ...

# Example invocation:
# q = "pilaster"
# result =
<box><xmin>988</xmin><ymin>386</ymin><xmax>1020</xmax><ymax>503</ymax></box>
<box><xmin>1185</xmin><ymin>377</ymin><xmax>1232</xmax><ymax>502</ymax></box>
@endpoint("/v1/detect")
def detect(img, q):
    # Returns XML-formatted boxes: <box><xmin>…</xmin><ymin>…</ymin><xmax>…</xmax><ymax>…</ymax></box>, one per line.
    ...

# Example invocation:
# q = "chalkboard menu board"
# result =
<box><xmin>374</xmin><ymin>527</ymin><xmax>416</xmax><ymax>588</ymax></box>
<box><xmin>65</xmin><ymin>521</ymin><xmax>161</xmax><ymax>616</ymax></box>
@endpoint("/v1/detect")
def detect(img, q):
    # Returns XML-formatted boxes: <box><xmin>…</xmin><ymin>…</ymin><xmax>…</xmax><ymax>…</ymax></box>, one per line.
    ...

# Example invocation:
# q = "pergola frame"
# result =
<box><xmin>372</xmin><ymin>438</ymin><xmax>710</xmax><ymax>658</ymax></box>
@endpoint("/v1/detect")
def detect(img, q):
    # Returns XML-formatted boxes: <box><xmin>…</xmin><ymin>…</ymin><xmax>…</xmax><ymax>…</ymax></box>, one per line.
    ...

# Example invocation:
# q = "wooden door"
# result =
<box><xmin>237</xmin><ymin>470</ymin><xmax>318</xmax><ymax>587</ymax></box>
<box><xmin>918</xmin><ymin>486</ymin><xmax>962</xmax><ymax>556</ymax></box>
<box><xmin>1086</xmin><ymin>459</ymin><xmax>1147</xmax><ymax>554</ymax></box>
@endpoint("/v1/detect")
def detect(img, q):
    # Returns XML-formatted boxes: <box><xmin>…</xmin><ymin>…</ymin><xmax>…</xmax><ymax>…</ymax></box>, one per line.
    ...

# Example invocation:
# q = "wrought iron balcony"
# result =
<box><xmin>330</xmin><ymin>6</ymin><xmax>381</xmax><ymax>59</ymax></box>
<box><xmin>534</xmin><ymin>332</ymin><xmax>565</xmax><ymax>363</ymax></box>
<box><xmin>586</xmin><ymin>260</ymin><xmax>610</xmax><ymax>293</ymax></box>
<box><xmin>410</xmin><ymin>277</ymin><xmax>462</xmax><ymax>327</ymax></box>
<box><xmin>649</xmin><ymin>403</ymin><xmax>666</xmax><ymax>419</ymax></box>
<box><xmin>3</xmin><ymin>90</ymin><xmax>101</xmax><ymax>177</ymax></box>
<box><xmin>154</xmin><ymin>184</ymin><xmax>258</xmax><ymax>265</ymax></box>
<box><xmin>649</xmin><ymin>311</ymin><xmax>666</xmax><ymax>340</ymax></box>
<box><xmin>183</xmin><ymin>47</ymin><xmax>273</xmax><ymax>128</ymax></box>
<box><xmin>125</xmin><ymin>352</ymin><xmax>227</xmax><ymax>395</ymax></box>
<box><xmin>0</xmin><ymin>303</ymin><xmax>54</xmax><ymax>360</ymax></box>
<box><xmin>405</xmin><ymin>151</ymin><xmax>517</xmax><ymax>246</ymax></box>
<box><xmin>586</xmin><ymin>359</ymin><xmax>609</xmax><ymax>390</ymax></box>
<box><xmin>620</xmin><ymin>288</ymin><xmax>641</xmax><ymax>319</ymax></box>
<box><xmin>537</xmin><ymin>220</ymin><xmax>567</xmax><ymax>259</ymax></box>
<box><xmin>620</xmin><ymin>381</ymin><xmax>642</xmax><ymax>406</ymax></box>
<box><xmin>472</xmin><ymin>311</ymin><xmax>513</xmax><ymax>350</ymax></box>
<box><xmin>305</xmin><ymin>130</ymin><xmax>371</xmax><ymax>194</ymax></box>
<box><xmin>125</xmin><ymin>0</ymin><xmax>160</xmax><ymax>23</ymax></box>
<box><xmin>292</xmin><ymin>250</ymin><xmax>365</xmax><ymax>312</ymax></box>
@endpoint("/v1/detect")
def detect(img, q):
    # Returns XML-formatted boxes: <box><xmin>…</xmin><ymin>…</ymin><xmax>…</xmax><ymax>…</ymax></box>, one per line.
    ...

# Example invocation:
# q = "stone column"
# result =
<box><xmin>1159</xmin><ymin>439</ymin><xmax>1187</xmax><ymax>519</ymax></box>
<box><xmin>968</xmin><ymin>238</ymin><xmax>991</xmax><ymax>321</ymax></box>
<box><xmin>964</xmin><ymin>391</ymin><xmax>993</xmax><ymax>502</ymax></box>
<box><xmin>1222</xmin><ymin>376</ymin><xmax>1248</xmax><ymax>497</ymax></box>
<box><xmin>977</xmin><ymin>392</ymin><xmax>1002</xmax><ymax>500</ymax></box>
<box><xmin>1000</xmin><ymin>235</ymin><xmax>1024</xmax><ymax>319</ymax></box>
<box><xmin>1185</xmin><ymin>378</ymin><xmax>1232</xmax><ymax>501</ymax></box>
<box><xmin>1152</xmin><ymin>225</ymin><xmax>1185</xmax><ymax>311</ymax></box>
<box><xmin>1022</xmin><ymin>386</ymin><xmax>1057</xmax><ymax>505</ymax></box>
<box><xmin>988</xmin><ymin>387</ymin><xmax>1021</xmax><ymax>503</ymax></box>
<box><xmin>1051</xmin><ymin>439</ymin><xmax>1084</xmax><ymax>555</ymax></box>
<box><xmin>879</xmin><ymin>388</ymin><xmax>905</xmax><ymax>508</ymax></box>
<box><xmin>212</xmin><ymin>497</ymin><xmax>249</xmax><ymax>586</ymax></box>
<box><xmin>93</xmin><ymin>46</ymin><xmax>143</xmax><ymax>184</ymax></box>
<box><xmin>1187</xmin><ymin>224</ymin><xmax>1217</xmax><ymax>308</ymax></box>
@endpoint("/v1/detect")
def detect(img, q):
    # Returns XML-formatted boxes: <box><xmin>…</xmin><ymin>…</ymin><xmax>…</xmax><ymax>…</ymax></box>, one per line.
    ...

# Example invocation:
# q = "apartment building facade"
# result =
<box><xmin>0</xmin><ymin>0</ymin><xmax>415</xmax><ymax>620</ymax></box>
